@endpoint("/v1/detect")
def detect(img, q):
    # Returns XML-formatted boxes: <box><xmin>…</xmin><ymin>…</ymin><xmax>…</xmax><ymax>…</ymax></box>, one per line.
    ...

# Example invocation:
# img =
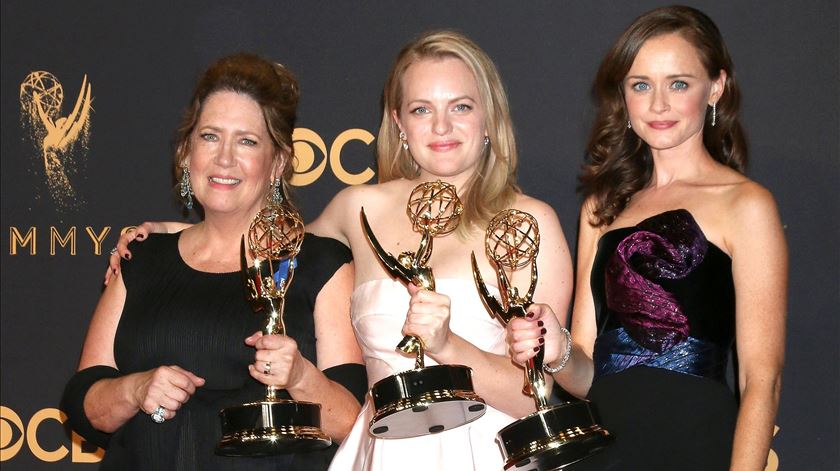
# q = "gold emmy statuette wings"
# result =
<box><xmin>24</xmin><ymin>73</ymin><xmax>93</xmax><ymax>209</ymax></box>
<box><xmin>35</xmin><ymin>74</ymin><xmax>92</xmax><ymax>156</ymax></box>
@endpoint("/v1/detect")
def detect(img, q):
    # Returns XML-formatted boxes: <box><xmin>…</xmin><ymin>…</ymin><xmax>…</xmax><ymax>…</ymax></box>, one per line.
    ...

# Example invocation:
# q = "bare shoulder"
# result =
<box><xmin>309</xmin><ymin>180</ymin><xmax>410</xmax><ymax>243</ymax></box>
<box><xmin>579</xmin><ymin>195</ymin><xmax>598</xmax><ymax>224</ymax></box>
<box><xmin>324</xmin><ymin>182</ymin><xmax>377</xmax><ymax>209</ymax></box>
<box><xmin>724</xmin><ymin>179</ymin><xmax>780</xmax><ymax>225</ymax></box>
<box><xmin>511</xmin><ymin>193</ymin><xmax>563</xmax><ymax>227</ymax></box>
<box><xmin>338</xmin><ymin>179</ymin><xmax>410</xmax><ymax>207</ymax></box>
<box><xmin>573</xmin><ymin>196</ymin><xmax>604</xmax><ymax>238</ymax></box>
<box><xmin>575</xmin><ymin>196</ymin><xmax>605</xmax><ymax>247</ymax></box>
<box><xmin>309</xmin><ymin>183</ymin><xmax>382</xmax><ymax>234</ymax></box>
<box><xmin>510</xmin><ymin>193</ymin><xmax>571</xmax><ymax>259</ymax></box>
<box><xmin>721</xmin><ymin>178</ymin><xmax>785</xmax><ymax>255</ymax></box>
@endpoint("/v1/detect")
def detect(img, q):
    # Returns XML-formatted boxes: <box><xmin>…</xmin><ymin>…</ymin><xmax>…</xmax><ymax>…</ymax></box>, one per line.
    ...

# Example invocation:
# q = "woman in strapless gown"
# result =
<box><xmin>310</xmin><ymin>31</ymin><xmax>574</xmax><ymax>470</ymax></box>
<box><xmin>568</xmin><ymin>209</ymin><xmax>743</xmax><ymax>470</ymax></box>
<box><xmin>507</xmin><ymin>7</ymin><xmax>786</xmax><ymax>471</ymax></box>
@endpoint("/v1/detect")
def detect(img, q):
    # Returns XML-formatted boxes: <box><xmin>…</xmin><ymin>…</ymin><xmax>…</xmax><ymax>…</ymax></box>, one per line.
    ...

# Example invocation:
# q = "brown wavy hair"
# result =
<box><xmin>377</xmin><ymin>30</ymin><xmax>520</xmax><ymax>236</ymax></box>
<box><xmin>581</xmin><ymin>5</ymin><xmax>748</xmax><ymax>227</ymax></box>
<box><xmin>173</xmin><ymin>53</ymin><xmax>300</xmax><ymax>207</ymax></box>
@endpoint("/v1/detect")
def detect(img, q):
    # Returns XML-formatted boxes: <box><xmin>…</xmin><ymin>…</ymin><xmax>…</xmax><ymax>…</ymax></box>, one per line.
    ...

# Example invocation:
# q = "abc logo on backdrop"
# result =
<box><xmin>291</xmin><ymin>127</ymin><xmax>375</xmax><ymax>186</ymax></box>
<box><xmin>0</xmin><ymin>406</ymin><xmax>103</xmax><ymax>463</ymax></box>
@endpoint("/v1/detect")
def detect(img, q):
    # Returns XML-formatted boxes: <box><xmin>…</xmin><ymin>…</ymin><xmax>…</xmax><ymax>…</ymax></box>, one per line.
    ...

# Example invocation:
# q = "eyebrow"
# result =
<box><xmin>625</xmin><ymin>74</ymin><xmax>699</xmax><ymax>81</ymax></box>
<box><xmin>197</xmin><ymin>125</ymin><xmax>262</xmax><ymax>136</ymax></box>
<box><xmin>405</xmin><ymin>95</ymin><xmax>477</xmax><ymax>105</ymax></box>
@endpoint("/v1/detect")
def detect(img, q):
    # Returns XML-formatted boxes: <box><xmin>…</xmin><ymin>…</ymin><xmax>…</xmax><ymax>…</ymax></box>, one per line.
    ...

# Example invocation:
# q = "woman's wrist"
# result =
<box><xmin>428</xmin><ymin>331</ymin><xmax>462</xmax><ymax>364</ymax></box>
<box><xmin>543</xmin><ymin>326</ymin><xmax>572</xmax><ymax>374</ymax></box>
<box><xmin>284</xmin><ymin>355</ymin><xmax>323</xmax><ymax>396</ymax></box>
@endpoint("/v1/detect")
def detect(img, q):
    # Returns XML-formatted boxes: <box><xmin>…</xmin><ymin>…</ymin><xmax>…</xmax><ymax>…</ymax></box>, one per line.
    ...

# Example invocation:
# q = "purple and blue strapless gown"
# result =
<box><xmin>571</xmin><ymin>210</ymin><xmax>738</xmax><ymax>471</ymax></box>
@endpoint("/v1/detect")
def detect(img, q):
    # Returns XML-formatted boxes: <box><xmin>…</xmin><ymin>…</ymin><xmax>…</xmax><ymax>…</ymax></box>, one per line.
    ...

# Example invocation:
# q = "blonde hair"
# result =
<box><xmin>377</xmin><ymin>30</ymin><xmax>521</xmax><ymax>236</ymax></box>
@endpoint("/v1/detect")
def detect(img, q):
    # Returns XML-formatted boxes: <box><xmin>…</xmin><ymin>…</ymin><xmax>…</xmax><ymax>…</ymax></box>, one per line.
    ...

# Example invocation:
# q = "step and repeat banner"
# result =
<box><xmin>1</xmin><ymin>1</ymin><xmax>837</xmax><ymax>469</ymax></box>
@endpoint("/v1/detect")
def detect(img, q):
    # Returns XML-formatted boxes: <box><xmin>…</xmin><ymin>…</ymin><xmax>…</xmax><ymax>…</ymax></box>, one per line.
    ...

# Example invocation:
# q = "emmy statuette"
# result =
<box><xmin>472</xmin><ymin>209</ymin><xmax>612</xmax><ymax>470</ymax></box>
<box><xmin>360</xmin><ymin>181</ymin><xmax>486</xmax><ymax>439</ymax></box>
<box><xmin>216</xmin><ymin>203</ymin><xmax>331</xmax><ymax>456</ymax></box>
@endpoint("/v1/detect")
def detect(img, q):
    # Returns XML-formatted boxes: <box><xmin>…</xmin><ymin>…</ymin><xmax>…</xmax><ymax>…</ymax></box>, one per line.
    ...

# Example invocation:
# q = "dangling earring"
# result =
<box><xmin>179</xmin><ymin>166</ymin><xmax>193</xmax><ymax>210</ymax></box>
<box><xmin>627</xmin><ymin>120</ymin><xmax>632</xmax><ymax>129</ymax></box>
<box><xmin>711</xmin><ymin>103</ymin><xmax>717</xmax><ymax>127</ymax></box>
<box><xmin>269</xmin><ymin>178</ymin><xmax>284</xmax><ymax>206</ymax></box>
<box><xmin>483</xmin><ymin>136</ymin><xmax>490</xmax><ymax>146</ymax></box>
<box><xmin>399</xmin><ymin>131</ymin><xmax>408</xmax><ymax>150</ymax></box>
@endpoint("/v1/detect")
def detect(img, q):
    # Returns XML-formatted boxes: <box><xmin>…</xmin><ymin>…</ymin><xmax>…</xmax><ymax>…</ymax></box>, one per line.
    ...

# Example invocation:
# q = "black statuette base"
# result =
<box><xmin>498</xmin><ymin>400</ymin><xmax>613</xmax><ymax>470</ymax></box>
<box><xmin>369</xmin><ymin>364</ymin><xmax>486</xmax><ymax>439</ymax></box>
<box><xmin>216</xmin><ymin>399</ymin><xmax>331</xmax><ymax>456</ymax></box>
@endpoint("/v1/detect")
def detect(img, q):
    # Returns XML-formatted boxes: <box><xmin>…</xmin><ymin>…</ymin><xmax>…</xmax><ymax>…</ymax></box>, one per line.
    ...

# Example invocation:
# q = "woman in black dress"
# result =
<box><xmin>62</xmin><ymin>53</ymin><xmax>366</xmax><ymax>470</ymax></box>
<box><xmin>507</xmin><ymin>6</ymin><xmax>786</xmax><ymax>470</ymax></box>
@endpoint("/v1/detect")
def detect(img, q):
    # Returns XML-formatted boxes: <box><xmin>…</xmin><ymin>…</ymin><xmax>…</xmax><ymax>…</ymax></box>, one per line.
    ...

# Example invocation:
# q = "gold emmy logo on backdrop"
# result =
<box><xmin>19</xmin><ymin>71</ymin><xmax>93</xmax><ymax>211</ymax></box>
<box><xmin>291</xmin><ymin>128</ymin><xmax>375</xmax><ymax>186</ymax></box>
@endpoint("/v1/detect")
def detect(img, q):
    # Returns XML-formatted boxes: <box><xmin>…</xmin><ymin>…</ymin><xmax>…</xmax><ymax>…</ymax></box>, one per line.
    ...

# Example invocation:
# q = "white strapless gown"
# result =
<box><xmin>329</xmin><ymin>278</ymin><xmax>515</xmax><ymax>471</ymax></box>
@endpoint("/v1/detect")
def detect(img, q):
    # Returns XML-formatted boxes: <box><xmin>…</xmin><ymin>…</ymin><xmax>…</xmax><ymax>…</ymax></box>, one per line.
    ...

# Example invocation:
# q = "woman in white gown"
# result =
<box><xmin>108</xmin><ymin>30</ymin><xmax>574</xmax><ymax>470</ymax></box>
<box><xmin>309</xmin><ymin>30</ymin><xmax>573</xmax><ymax>470</ymax></box>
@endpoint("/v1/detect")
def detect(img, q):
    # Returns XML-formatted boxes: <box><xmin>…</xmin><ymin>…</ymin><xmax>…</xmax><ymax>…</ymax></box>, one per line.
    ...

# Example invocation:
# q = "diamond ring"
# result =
<box><xmin>150</xmin><ymin>406</ymin><xmax>167</xmax><ymax>424</ymax></box>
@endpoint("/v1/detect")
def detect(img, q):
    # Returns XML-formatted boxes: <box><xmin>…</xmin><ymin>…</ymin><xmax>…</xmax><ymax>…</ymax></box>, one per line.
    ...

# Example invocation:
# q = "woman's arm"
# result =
<box><xmin>507</xmin><ymin>200</ymin><xmax>600</xmax><ymax>398</ymax></box>
<box><xmin>246</xmin><ymin>262</ymin><xmax>364</xmax><ymax>441</ymax></box>
<box><xmin>107</xmin><ymin>192</ymin><xmax>359</xmax><ymax>283</ymax></box>
<box><xmin>76</xmin><ymin>273</ymin><xmax>205</xmax><ymax>432</ymax></box>
<box><xmin>727</xmin><ymin>185</ymin><xmax>787</xmax><ymax>471</ymax></box>
<box><xmin>104</xmin><ymin>222</ymin><xmax>192</xmax><ymax>284</ymax></box>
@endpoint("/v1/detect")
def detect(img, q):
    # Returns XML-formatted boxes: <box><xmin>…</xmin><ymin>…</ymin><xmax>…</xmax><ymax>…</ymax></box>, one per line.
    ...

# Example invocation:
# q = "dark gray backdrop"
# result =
<box><xmin>2</xmin><ymin>1</ymin><xmax>837</xmax><ymax>469</ymax></box>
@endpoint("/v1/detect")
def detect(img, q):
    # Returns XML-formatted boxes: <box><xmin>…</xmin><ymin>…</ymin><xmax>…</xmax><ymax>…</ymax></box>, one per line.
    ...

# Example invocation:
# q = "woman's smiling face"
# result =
<box><xmin>187</xmin><ymin>90</ymin><xmax>280</xmax><ymax>217</ymax></box>
<box><xmin>624</xmin><ymin>32</ymin><xmax>724</xmax><ymax>155</ymax></box>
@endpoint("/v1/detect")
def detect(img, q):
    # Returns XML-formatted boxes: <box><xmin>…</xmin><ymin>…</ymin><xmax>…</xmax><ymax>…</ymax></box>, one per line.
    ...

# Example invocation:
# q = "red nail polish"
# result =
<box><xmin>526</xmin><ymin>312</ymin><xmax>535</xmax><ymax>319</ymax></box>
<box><xmin>539</xmin><ymin>337</ymin><xmax>545</xmax><ymax>344</ymax></box>
<box><xmin>533</xmin><ymin>346</ymin><xmax>540</xmax><ymax>352</ymax></box>
<box><xmin>537</xmin><ymin>320</ymin><xmax>544</xmax><ymax>327</ymax></box>
<box><xmin>541</xmin><ymin>328</ymin><xmax>547</xmax><ymax>335</ymax></box>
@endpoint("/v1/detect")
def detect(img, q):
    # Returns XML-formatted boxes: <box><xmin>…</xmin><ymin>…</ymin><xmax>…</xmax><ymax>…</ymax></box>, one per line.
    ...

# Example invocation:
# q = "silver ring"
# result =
<box><xmin>109</xmin><ymin>247</ymin><xmax>118</xmax><ymax>255</ymax></box>
<box><xmin>150</xmin><ymin>406</ymin><xmax>166</xmax><ymax>424</ymax></box>
<box><xmin>263</xmin><ymin>361</ymin><xmax>271</xmax><ymax>375</ymax></box>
